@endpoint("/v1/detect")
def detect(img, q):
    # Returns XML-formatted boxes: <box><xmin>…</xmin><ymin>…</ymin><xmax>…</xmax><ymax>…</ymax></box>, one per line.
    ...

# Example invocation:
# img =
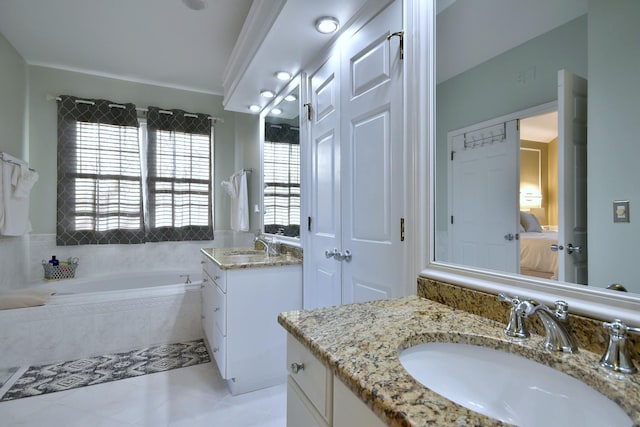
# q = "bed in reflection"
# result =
<box><xmin>520</xmin><ymin>230</ymin><xmax>558</xmax><ymax>279</ymax></box>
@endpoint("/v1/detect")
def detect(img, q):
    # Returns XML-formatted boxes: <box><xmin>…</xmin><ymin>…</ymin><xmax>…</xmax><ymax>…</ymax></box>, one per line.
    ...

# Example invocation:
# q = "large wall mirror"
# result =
<box><xmin>262</xmin><ymin>81</ymin><xmax>301</xmax><ymax>239</ymax></box>
<box><xmin>434</xmin><ymin>0</ymin><xmax>640</xmax><ymax>294</ymax></box>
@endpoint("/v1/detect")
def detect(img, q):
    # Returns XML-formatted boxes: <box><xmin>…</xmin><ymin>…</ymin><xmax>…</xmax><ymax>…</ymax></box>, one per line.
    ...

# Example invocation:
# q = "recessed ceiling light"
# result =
<box><xmin>248</xmin><ymin>105</ymin><xmax>261</xmax><ymax>112</ymax></box>
<box><xmin>182</xmin><ymin>0</ymin><xmax>206</xmax><ymax>11</ymax></box>
<box><xmin>260</xmin><ymin>90</ymin><xmax>275</xmax><ymax>98</ymax></box>
<box><xmin>275</xmin><ymin>71</ymin><xmax>292</xmax><ymax>81</ymax></box>
<box><xmin>315</xmin><ymin>16</ymin><xmax>340</xmax><ymax>34</ymax></box>
<box><xmin>284</xmin><ymin>94</ymin><xmax>297</xmax><ymax>102</ymax></box>
<box><xmin>271</xmin><ymin>108</ymin><xmax>283</xmax><ymax>115</ymax></box>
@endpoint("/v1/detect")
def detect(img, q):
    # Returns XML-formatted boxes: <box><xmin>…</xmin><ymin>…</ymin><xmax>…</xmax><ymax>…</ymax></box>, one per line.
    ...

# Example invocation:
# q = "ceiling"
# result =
<box><xmin>521</xmin><ymin>111</ymin><xmax>558</xmax><ymax>143</ymax></box>
<box><xmin>0</xmin><ymin>0</ymin><xmax>252</xmax><ymax>95</ymax></box>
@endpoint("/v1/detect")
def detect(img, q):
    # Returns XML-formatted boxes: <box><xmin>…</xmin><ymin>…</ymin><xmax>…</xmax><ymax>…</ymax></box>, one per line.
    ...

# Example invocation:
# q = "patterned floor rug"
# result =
<box><xmin>0</xmin><ymin>339</ymin><xmax>210</xmax><ymax>401</ymax></box>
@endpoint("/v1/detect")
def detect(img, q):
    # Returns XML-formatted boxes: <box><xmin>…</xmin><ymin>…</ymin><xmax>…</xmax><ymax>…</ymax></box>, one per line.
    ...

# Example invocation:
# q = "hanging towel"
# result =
<box><xmin>0</xmin><ymin>153</ymin><xmax>36</xmax><ymax>236</ymax></box>
<box><xmin>225</xmin><ymin>171</ymin><xmax>249</xmax><ymax>232</ymax></box>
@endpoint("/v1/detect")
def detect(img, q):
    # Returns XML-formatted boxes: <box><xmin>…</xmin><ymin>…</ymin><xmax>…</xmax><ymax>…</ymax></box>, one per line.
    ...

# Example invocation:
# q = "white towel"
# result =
<box><xmin>226</xmin><ymin>171</ymin><xmax>249</xmax><ymax>232</ymax></box>
<box><xmin>0</xmin><ymin>153</ymin><xmax>35</xmax><ymax>236</ymax></box>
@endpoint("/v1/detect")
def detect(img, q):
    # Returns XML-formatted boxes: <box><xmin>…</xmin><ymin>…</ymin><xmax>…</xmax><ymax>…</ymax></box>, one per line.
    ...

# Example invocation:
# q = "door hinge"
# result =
<box><xmin>304</xmin><ymin>103</ymin><xmax>312</xmax><ymax>121</ymax></box>
<box><xmin>516</xmin><ymin>118</ymin><xmax>520</xmax><ymax>131</ymax></box>
<box><xmin>451</xmin><ymin>151</ymin><xmax>455</xmax><ymax>161</ymax></box>
<box><xmin>400</xmin><ymin>217</ymin><xmax>405</xmax><ymax>242</ymax></box>
<box><xmin>307</xmin><ymin>216</ymin><xmax>312</xmax><ymax>232</ymax></box>
<box><xmin>451</xmin><ymin>215</ymin><xmax>454</xmax><ymax>225</ymax></box>
<box><xmin>387</xmin><ymin>30</ymin><xmax>405</xmax><ymax>60</ymax></box>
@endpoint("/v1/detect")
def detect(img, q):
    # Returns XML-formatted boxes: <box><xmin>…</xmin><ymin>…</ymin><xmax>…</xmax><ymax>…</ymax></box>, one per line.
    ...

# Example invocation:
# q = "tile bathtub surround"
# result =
<box><xmin>278</xmin><ymin>296</ymin><xmax>640</xmax><ymax>426</ymax></box>
<box><xmin>417</xmin><ymin>277</ymin><xmax>640</xmax><ymax>356</ymax></box>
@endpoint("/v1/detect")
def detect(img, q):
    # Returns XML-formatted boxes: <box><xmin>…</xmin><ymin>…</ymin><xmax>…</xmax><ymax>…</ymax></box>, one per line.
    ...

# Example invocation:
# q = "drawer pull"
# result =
<box><xmin>213</xmin><ymin>347</ymin><xmax>219</xmax><ymax>353</ymax></box>
<box><xmin>290</xmin><ymin>362</ymin><xmax>305</xmax><ymax>374</ymax></box>
<box><xmin>214</xmin><ymin>275</ymin><xmax>221</xmax><ymax>280</ymax></box>
<box><xmin>200</xmin><ymin>260</ymin><xmax>205</xmax><ymax>264</ymax></box>
<box><xmin>202</xmin><ymin>277</ymin><xmax>208</xmax><ymax>282</ymax></box>
<box><xmin>214</xmin><ymin>307</ymin><xmax>220</xmax><ymax>312</ymax></box>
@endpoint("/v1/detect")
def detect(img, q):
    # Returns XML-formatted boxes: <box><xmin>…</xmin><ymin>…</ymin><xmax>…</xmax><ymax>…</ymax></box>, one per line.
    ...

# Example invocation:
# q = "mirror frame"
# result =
<box><xmin>259</xmin><ymin>74</ymin><xmax>303</xmax><ymax>246</ymax></box>
<box><xmin>415</xmin><ymin>0</ymin><xmax>640</xmax><ymax>324</ymax></box>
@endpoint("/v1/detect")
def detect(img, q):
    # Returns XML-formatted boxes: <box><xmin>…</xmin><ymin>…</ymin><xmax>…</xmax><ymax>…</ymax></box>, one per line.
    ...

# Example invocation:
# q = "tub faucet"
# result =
<box><xmin>180</xmin><ymin>274</ymin><xmax>192</xmax><ymax>284</ymax></box>
<box><xmin>515</xmin><ymin>299</ymin><xmax>578</xmax><ymax>353</ymax></box>
<box><xmin>255</xmin><ymin>235</ymin><xmax>277</xmax><ymax>256</ymax></box>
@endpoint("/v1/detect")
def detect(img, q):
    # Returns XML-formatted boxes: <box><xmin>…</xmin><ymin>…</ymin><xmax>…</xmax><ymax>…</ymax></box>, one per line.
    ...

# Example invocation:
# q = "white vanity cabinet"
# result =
<box><xmin>202</xmin><ymin>253</ymin><xmax>302</xmax><ymax>395</ymax></box>
<box><xmin>286</xmin><ymin>333</ymin><xmax>386</xmax><ymax>427</ymax></box>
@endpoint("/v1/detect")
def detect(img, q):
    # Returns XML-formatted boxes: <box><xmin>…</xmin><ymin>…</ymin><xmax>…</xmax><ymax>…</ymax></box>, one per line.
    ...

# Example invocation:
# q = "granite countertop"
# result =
<box><xmin>278</xmin><ymin>295</ymin><xmax>640</xmax><ymax>427</ymax></box>
<box><xmin>201</xmin><ymin>247</ymin><xmax>302</xmax><ymax>270</ymax></box>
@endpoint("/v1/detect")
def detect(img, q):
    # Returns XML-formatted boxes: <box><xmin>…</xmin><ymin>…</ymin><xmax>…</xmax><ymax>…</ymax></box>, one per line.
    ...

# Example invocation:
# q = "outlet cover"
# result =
<box><xmin>613</xmin><ymin>200</ymin><xmax>630</xmax><ymax>223</ymax></box>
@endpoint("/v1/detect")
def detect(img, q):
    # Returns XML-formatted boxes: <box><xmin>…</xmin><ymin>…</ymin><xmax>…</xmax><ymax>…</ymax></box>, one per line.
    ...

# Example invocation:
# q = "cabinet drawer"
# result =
<box><xmin>213</xmin><ymin>281</ymin><xmax>227</xmax><ymax>336</ymax></box>
<box><xmin>212</xmin><ymin>325</ymin><xmax>227</xmax><ymax>378</ymax></box>
<box><xmin>286</xmin><ymin>334</ymin><xmax>332</xmax><ymax>422</ymax></box>
<box><xmin>202</xmin><ymin>255</ymin><xmax>227</xmax><ymax>292</ymax></box>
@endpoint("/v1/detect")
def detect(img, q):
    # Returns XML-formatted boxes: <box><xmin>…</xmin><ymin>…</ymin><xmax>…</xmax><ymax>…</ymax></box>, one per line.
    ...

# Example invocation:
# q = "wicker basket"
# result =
<box><xmin>42</xmin><ymin>258</ymin><xmax>79</xmax><ymax>280</ymax></box>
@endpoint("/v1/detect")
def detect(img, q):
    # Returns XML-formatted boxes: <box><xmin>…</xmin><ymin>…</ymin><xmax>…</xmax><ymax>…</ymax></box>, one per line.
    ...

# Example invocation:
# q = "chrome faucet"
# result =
<box><xmin>515</xmin><ymin>299</ymin><xmax>578</xmax><ymax>353</ymax></box>
<box><xmin>498</xmin><ymin>293</ymin><xmax>530</xmax><ymax>338</ymax></box>
<box><xmin>254</xmin><ymin>235</ymin><xmax>277</xmax><ymax>256</ymax></box>
<box><xmin>600</xmin><ymin>319</ymin><xmax>640</xmax><ymax>374</ymax></box>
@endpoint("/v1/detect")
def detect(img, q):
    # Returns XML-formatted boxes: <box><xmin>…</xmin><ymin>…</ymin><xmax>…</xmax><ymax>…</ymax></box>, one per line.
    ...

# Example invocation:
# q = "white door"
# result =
<box><xmin>340</xmin><ymin>0</ymin><xmax>405</xmax><ymax>304</ymax></box>
<box><xmin>557</xmin><ymin>69</ymin><xmax>588</xmax><ymax>284</ymax></box>
<box><xmin>305</xmin><ymin>53</ymin><xmax>342</xmax><ymax>309</ymax></box>
<box><xmin>448</xmin><ymin>121</ymin><xmax>520</xmax><ymax>273</ymax></box>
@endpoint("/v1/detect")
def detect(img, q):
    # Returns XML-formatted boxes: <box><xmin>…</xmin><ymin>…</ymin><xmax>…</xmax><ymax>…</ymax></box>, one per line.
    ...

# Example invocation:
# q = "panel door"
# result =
<box><xmin>304</xmin><ymin>52</ymin><xmax>342</xmax><ymax>309</ymax></box>
<box><xmin>448</xmin><ymin>121</ymin><xmax>520</xmax><ymax>273</ymax></box>
<box><xmin>557</xmin><ymin>69</ymin><xmax>588</xmax><ymax>284</ymax></box>
<box><xmin>340</xmin><ymin>0</ymin><xmax>406</xmax><ymax>304</ymax></box>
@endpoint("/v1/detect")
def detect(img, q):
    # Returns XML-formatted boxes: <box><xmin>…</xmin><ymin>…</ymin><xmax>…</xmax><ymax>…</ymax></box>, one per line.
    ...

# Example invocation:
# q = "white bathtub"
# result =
<box><xmin>0</xmin><ymin>271</ymin><xmax>204</xmax><ymax>368</ymax></box>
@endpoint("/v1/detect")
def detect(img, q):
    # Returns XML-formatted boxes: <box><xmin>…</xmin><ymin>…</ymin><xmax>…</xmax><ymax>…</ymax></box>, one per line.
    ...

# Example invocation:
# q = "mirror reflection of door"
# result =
<box><xmin>263</xmin><ymin>87</ymin><xmax>301</xmax><ymax>238</ymax></box>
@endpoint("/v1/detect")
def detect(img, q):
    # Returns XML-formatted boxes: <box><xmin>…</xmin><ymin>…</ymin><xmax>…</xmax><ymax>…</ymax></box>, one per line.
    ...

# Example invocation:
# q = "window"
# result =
<box><xmin>146</xmin><ymin>107</ymin><xmax>213</xmax><ymax>242</ymax></box>
<box><xmin>263</xmin><ymin>122</ymin><xmax>300</xmax><ymax>237</ymax></box>
<box><xmin>56</xmin><ymin>96</ymin><xmax>213</xmax><ymax>245</ymax></box>
<box><xmin>57</xmin><ymin>96</ymin><xmax>145</xmax><ymax>245</ymax></box>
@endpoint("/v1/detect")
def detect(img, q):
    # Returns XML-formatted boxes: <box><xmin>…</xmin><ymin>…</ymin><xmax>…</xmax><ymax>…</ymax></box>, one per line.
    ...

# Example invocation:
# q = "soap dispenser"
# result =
<box><xmin>49</xmin><ymin>255</ymin><xmax>59</xmax><ymax>266</ymax></box>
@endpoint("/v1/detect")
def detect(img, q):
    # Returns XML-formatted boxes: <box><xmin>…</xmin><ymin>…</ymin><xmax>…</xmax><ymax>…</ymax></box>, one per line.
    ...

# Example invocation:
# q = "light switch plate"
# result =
<box><xmin>613</xmin><ymin>200</ymin><xmax>630</xmax><ymax>223</ymax></box>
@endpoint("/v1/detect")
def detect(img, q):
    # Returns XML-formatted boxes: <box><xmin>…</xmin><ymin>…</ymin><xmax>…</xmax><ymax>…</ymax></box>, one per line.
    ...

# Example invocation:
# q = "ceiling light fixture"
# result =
<box><xmin>260</xmin><ymin>90</ymin><xmax>275</xmax><ymax>98</ymax></box>
<box><xmin>248</xmin><ymin>105</ymin><xmax>261</xmax><ymax>113</ymax></box>
<box><xmin>182</xmin><ymin>0</ymin><xmax>206</xmax><ymax>11</ymax></box>
<box><xmin>271</xmin><ymin>108</ymin><xmax>283</xmax><ymax>115</ymax></box>
<box><xmin>284</xmin><ymin>94</ymin><xmax>297</xmax><ymax>102</ymax></box>
<box><xmin>315</xmin><ymin>16</ymin><xmax>340</xmax><ymax>34</ymax></box>
<box><xmin>275</xmin><ymin>71</ymin><xmax>292</xmax><ymax>81</ymax></box>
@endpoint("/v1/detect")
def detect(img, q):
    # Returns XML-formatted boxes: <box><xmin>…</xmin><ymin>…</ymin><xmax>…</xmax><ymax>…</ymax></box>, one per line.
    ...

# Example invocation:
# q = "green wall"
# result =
<box><xmin>27</xmin><ymin>66</ymin><xmax>239</xmax><ymax>233</ymax></box>
<box><xmin>0</xmin><ymin>32</ymin><xmax>26</xmax><ymax>159</ymax></box>
<box><xmin>587</xmin><ymin>0</ymin><xmax>640</xmax><ymax>289</ymax></box>
<box><xmin>435</xmin><ymin>15</ymin><xmax>588</xmax><ymax>234</ymax></box>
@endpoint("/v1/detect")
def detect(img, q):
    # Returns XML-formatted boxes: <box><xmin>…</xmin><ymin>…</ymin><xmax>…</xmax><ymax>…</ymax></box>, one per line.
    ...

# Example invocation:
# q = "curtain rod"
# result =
<box><xmin>0</xmin><ymin>152</ymin><xmax>36</xmax><ymax>172</ymax></box>
<box><xmin>46</xmin><ymin>95</ymin><xmax>224</xmax><ymax>123</ymax></box>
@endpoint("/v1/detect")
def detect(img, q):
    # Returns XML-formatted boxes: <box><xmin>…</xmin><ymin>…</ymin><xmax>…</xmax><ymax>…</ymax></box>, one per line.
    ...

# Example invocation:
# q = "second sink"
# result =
<box><xmin>399</xmin><ymin>342</ymin><xmax>632</xmax><ymax>427</ymax></box>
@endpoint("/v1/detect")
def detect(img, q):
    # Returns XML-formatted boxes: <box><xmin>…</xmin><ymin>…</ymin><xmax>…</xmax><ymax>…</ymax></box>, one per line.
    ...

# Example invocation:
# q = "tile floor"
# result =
<box><xmin>0</xmin><ymin>362</ymin><xmax>286</xmax><ymax>427</ymax></box>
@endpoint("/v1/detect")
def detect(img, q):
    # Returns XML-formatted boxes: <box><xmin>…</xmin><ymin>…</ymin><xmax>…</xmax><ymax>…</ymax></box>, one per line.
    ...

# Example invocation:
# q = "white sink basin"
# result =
<box><xmin>399</xmin><ymin>342</ymin><xmax>632</xmax><ymax>427</ymax></box>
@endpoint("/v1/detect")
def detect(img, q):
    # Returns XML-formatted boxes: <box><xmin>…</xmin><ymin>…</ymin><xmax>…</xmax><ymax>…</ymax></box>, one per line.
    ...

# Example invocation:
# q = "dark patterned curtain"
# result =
<box><xmin>146</xmin><ymin>107</ymin><xmax>213</xmax><ymax>242</ymax></box>
<box><xmin>57</xmin><ymin>95</ymin><xmax>143</xmax><ymax>245</ymax></box>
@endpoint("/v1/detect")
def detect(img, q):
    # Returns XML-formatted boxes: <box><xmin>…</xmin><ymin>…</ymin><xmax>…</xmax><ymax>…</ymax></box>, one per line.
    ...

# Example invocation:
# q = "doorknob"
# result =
<box><xmin>331</xmin><ymin>250</ymin><xmax>352</xmax><ymax>262</ymax></box>
<box><xmin>504</xmin><ymin>233</ymin><xmax>515</xmax><ymax>241</ymax></box>
<box><xmin>325</xmin><ymin>248</ymin><xmax>339</xmax><ymax>259</ymax></box>
<box><xmin>550</xmin><ymin>244</ymin><xmax>564</xmax><ymax>252</ymax></box>
<box><xmin>566</xmin><ymin>243</ymin><xmax>582</xmax><ymax>255</ymax></box>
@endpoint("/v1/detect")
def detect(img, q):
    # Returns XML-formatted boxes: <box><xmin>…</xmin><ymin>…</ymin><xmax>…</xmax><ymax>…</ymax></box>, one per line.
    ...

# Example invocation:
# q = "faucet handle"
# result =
<box><xmin>498</xmin><ymin>294</ymin><xmax>530</xmax><ymax>338</ymax></box>
<box><xmin>600</xmin><ymin>319</ymin><xmax>640</xmax><ymax>374</ymax></box>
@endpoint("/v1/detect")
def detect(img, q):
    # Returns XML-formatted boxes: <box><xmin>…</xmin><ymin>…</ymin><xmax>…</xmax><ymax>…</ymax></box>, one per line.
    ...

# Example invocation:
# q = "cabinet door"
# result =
<box><xmin>287</xmin><ymin>377</ymin><xmax>330</xmax><ymax>427</ymax></box>
<box><xmin>333</xmin><ymin>376</ymin><xmax>386</xmax><ymax>427</ymax></box>
<box><xmin>201</xmin><ymin>278</ymin><xmax>216</xmax><ymax>350</ymax></box>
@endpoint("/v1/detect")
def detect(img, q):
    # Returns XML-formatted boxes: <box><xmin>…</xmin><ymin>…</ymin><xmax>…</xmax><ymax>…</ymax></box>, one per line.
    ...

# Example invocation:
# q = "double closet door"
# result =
<box><xmin>303</xmin><ymin>0</ymin><xmax>408</xmax><ymax>309</ymax></box>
